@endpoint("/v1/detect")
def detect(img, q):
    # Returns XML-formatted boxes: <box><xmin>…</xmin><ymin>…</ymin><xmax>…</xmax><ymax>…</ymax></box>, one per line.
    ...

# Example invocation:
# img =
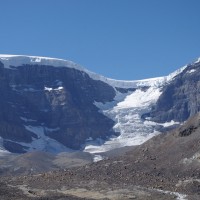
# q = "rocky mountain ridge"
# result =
<box><xmin>0</xmin><ymin>54</ymin><xmax>199</xmax><ymax>154</ymax></box>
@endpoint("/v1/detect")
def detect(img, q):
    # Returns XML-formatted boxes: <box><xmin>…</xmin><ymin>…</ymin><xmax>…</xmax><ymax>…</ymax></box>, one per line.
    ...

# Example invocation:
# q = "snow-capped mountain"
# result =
<box><xmin>0</xmin><ymin>54</ymin><xmax>199</xmax><ymax>155</ymax></box>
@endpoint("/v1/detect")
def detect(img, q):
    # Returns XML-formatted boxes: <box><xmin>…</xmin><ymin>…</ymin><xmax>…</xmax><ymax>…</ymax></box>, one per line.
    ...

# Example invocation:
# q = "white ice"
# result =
<box><xmin>144</xmin><ymin>120</ymin><xmax>180</xmax><ymax>127</ymax></box>
<box><xmin>187</xmin><ymin>69</ymin><xmax>196</xmax><ymax>74</ymax></box>
<box><xmin>44</xmin><ymin>86</ymin><xmax>63</xmax><ymax>92</ymax></box>
<box><xmin>20</xmin><ymin>125</ymin><xmax>72</xmax><ymax>153</ymax></box>
<box><xmin>93</xmin><ymin>155</ymin><xmax>104</xmax><ymax>162</ymax></box>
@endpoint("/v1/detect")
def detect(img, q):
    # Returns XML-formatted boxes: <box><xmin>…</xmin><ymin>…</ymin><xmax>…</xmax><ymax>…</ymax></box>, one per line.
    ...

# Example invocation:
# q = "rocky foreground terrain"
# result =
<box><xmin>1</xmin><ymin>113</ymin><xmax>200</xmax><ymax>200</ymax></box>
<box><xmin>0</xmin><ymin>151</ymin><xmax>93</xmax><ymax>176</ymax></box>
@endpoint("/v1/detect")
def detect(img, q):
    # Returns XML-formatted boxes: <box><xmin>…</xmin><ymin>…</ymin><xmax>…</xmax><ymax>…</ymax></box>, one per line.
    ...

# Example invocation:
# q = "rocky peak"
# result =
<box><xmin>145</xmin><ymin>59</ymin><xmax>200</xmax><ymax>123</ymax></box>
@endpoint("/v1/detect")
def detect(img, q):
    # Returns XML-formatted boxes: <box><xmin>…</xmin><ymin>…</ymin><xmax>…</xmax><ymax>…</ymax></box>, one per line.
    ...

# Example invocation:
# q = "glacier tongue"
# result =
<box><xmin>83</xmin><ymin>61</ymin><xmax>189</xmax><ymax>153</ymax></box>
<box><xmin>84</xmin><ymin>79</ymin><xmax>180</xmax><ymax>154</ymax></box>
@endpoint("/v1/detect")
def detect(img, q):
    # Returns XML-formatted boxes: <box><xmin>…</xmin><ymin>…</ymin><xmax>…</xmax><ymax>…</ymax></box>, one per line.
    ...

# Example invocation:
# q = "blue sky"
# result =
<box><xmin>0</xmin><ymin>0</ymin><xmax>200</xmax><ymax>80</ymax></box>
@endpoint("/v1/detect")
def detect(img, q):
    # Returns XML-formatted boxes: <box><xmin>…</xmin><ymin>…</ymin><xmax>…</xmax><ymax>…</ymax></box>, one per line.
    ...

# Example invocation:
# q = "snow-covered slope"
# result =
<box><xmin>0</xmin><ymin>54</ymin><xmax>197</xmax><ymax>155</ymax></box>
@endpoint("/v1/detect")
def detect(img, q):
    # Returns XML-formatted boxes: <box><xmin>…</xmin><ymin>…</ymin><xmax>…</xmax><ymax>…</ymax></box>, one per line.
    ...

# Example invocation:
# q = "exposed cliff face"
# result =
<box><xmin>146</xmin><ymin>61</ymin><xmax>200</xmax><ymax>123</ymax></box>
<box><xmin>0</xmin><ymin>61</ymin><xmax>116</xmax><ymax>152</ymax></box>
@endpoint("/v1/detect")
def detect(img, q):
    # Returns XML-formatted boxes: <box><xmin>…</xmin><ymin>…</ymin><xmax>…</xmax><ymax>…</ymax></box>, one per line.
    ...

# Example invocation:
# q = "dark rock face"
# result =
<box><xmin>115</xmin><ymin>87</ymin><xmax>136</xmax><ymax>93</ymax></box>
<box><xmin>0</xmin><ymin>62</ymin><xmax>117</xmax><ymax>152</ymax></box>
<box><xmin>146</xmin><ymin>62</ymin><xmax>200</xmax><ymax>123</ymax></box>
<box><xmin>179</xmin><ymin>125</ymin><xmax>197</xmax><ymax>137</ymax></box>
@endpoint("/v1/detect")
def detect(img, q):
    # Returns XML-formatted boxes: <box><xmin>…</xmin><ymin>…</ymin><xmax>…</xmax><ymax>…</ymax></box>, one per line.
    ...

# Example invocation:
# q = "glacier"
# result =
<box><xmin>0</xmin><ymin>54</ymin><xmax>198</xmax><ymax>155</ymax></box>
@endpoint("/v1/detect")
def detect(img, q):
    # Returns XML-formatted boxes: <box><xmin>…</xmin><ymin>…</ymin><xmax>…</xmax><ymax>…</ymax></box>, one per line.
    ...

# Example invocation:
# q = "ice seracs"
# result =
<box><xmin>85</xmin><ymin>66</ymin><xmax>186</xmax><ymax>153</ymax></box>
<box><xmin>85</xmin><ymin>85</ymin><xmax>163</xmax><ymax>153</ymax></box>
<box><xmin>0</xmin><ymin>54</ymin><xmax>83</xmax><ymax>71</ymax></box>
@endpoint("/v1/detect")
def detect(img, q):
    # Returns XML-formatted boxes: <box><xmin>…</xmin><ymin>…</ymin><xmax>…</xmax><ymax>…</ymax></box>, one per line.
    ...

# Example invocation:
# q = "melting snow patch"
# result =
<box><xmin>20</xmin><ymin>125</ymin><xmax>72</xmax><ymax>153</ymax></box>
<box><xmin>144</xmin><ymin>120</ymin><xmax>180</xmax><ymax>127</ymax></box>
<box><xmin>187</xmin><ymin>69</ymin><xmax>196</xmax><ymax>74</ymax></box>
<box><xmin>153</xmin><ymin>189</ymin><xmax>187</xmax><ymax>200</ymax></box>
<box><xmin>44</xmin><ymin>86</ymin><xmax>63</xmax><ymax>91</ymax></box>
<box><xmin>93</xmin><ymin>155</ymin><xmax>104</xmax><ymax>162</ymax></box>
